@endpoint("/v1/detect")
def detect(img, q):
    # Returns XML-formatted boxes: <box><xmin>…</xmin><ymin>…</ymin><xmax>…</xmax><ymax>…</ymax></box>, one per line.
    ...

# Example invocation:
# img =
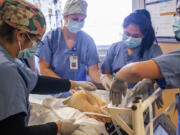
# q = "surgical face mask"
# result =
<box><xmin>66</xmin><ymin>19</ymin><xmax>84</xmax><ymax>33</ymax></box>
<box><xmin>18</xmin><ymin>42</ymin><xmax>38</xmax><ymax>59</ymax></box>
<box><xmin>172</xmin><ymin>16</ymin><xmax>180</xmax><ymax>39</ymax></box>
<box><xmin>122</xmin><ymin>34</ymin><xmax>142</xmax><ymax>48</ymax></box>
<box><xmin>18</xmin><ymin>34</ymin><xmax>38</xmax><ymax>59</ymax></box>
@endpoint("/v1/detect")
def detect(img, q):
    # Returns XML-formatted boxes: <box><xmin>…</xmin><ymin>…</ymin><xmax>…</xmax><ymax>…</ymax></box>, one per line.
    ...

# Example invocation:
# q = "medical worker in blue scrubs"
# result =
<box><xmin>100</xmin><ymin>11</ymin><xmax>162</xmax><ymax>90</ymax></box>
<box><xmin>36</xmin><ymin>0</ymin><xmax>101</xmax><ymax>84</ymax></box>
<box><xmin>0</xmin><ymin>0</ymin><xmax>83</xmax><ymax>134</ymax></box>
<box><xmin>109</xmin><ymin>2</ymin><xmax>180</xmax><ymax>134</ymax></box>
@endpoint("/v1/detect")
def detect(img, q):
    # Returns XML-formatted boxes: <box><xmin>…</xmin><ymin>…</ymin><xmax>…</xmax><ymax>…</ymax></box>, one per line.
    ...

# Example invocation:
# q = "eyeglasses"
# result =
<box><xmin>26</xmin><ymin>33</ymin><xmax>44</xmax><ymax>46</ymax></box>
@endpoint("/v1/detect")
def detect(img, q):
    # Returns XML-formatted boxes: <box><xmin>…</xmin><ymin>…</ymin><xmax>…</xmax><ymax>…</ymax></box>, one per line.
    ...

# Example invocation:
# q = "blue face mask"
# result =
<box><xmin>66</xmin><ymin>19</ymin><xmax>84</xmax><ymax>33</ymax></box>
<box><xmin>122</xmin><ymin>34</ymin><xmax>142</xmax><ymax>48</ymax></box>
<box><xmin>172</xmin><ymin>16</ymin><xmax>180</xmax><ymax>39</ymax></box>
<box><xmin>18</xmin><ymin>42</ymin><xmax>38</xmax><ymax>59</ymax></box>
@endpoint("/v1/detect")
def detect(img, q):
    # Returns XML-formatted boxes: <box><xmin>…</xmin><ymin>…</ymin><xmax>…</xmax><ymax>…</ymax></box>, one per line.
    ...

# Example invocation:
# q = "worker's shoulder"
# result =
<box><xmin>108</xmin><ymin>41</ymin><xmax>124</xmax><ymax>51</ymax></box>
<box><xmin>111</xmin><ymin>41</ymin><xmax>123</xmax><ymax>47</ymax></box>
<box><xmin>42</xmin><ymin>27</ymin><xmax>62</xmax><ymax>39</ymax></box>
<box><xmin>0</xmin><ymin>53</ymin><xmax>17</xmax><ymax>74</ymax></box>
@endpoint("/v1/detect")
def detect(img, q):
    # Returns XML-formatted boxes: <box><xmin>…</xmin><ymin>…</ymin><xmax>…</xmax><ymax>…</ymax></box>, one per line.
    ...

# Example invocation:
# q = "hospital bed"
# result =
<box><xmin>29</xmin><ymin>88</ymin><xmax>176</xmax><ymax>135</ymax></box>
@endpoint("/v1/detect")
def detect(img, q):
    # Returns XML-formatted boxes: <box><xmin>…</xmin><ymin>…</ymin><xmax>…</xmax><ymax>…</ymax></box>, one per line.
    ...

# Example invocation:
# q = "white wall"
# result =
<box><xmin>132</xmin><ymin>0</ymin><xmax>144</xmax><ymax>11</ymax></box>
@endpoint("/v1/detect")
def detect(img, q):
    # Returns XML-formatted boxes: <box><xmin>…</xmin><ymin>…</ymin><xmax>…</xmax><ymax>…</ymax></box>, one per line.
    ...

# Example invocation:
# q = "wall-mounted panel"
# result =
<box><xmin>145</xmin><ymin>0</ymin><xmax>178</xmax><ymax>42</ymax></box>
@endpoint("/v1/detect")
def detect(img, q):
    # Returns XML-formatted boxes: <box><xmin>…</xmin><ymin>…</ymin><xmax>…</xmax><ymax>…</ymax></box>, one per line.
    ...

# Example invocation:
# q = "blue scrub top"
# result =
<box><xmin>101</xmin><ymin>41</ymin><xmax>163</xmax><ymax>88</ymax></box>
<box><xmin>153</xmin><ymin>49</ymin><xmax>180</xmax><ymax>135</ymax></box>
<box><xmin>0</xmin><ymin>43</ymin><xmax>37</xmax><ymax>125</ymax></box>
<box><xmin>36</xmin><ymin>28</ymin><xmax>100</xmax><ymax>81</ymax></box>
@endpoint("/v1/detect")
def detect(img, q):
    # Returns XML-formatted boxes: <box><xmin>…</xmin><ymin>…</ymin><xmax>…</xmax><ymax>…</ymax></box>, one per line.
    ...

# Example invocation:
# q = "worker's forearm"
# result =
<box><xmin>40</xmin><ymin>68</ymin><xmax>61</xmax><ymax>79</ymax></box>
<box><xmin>89</xmin><ymin>70</ymin><xmax>101</xmax><ymax>83</ymax></box>
<box><xmin>0</xmin><ymin>112</ymin><xmax>58</xmax><ymax>135</ymax></box>
<box><xmin>116</xmin><ymin>63</ymin><xmax>142</xmax><ymax>82</ymax></box>
<box><xmin>32</xmin><ymin>76</ymin><xmax>71</xmax><ymax>94</ymax></box>
<box><xmin>87</xmin><ymin>64</ymin><xmax>101</xmax><ymax>83</ymax></box>
<box><xmin>116</xmin><ymin>60</ymin><xmax>163</xmax><ymax>83</ymax></box>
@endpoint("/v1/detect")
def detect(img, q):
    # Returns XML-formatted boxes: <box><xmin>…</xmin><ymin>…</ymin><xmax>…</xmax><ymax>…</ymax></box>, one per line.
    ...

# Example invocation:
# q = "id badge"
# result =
<box><xmin>70</xmin><ymin>55</ymin><xmax>78</xmax><ymax>70</ymax></box>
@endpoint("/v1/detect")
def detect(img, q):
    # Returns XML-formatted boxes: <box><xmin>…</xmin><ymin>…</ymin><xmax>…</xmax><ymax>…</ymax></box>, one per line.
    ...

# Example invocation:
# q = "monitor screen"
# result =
<box><xmin>154</xmin><ymin>124</ymin><xmax>169</xmax><ymax>135</ymax></box>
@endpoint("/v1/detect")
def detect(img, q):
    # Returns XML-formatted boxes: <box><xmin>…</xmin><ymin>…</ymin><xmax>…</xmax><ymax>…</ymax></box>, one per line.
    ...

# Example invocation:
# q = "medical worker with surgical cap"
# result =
<box><xmin>36</xmin><ymin>0</ymin><xmax>101</xmax><ymax>91</ymax></box>
<box><xmin>109</xmin><ymin>2</ymin><xmax>180</xmax><ymax>134</ymax></box>
<box><xmin>0</xmin><ymin>0</ymin><xmax>101</xmax><ymax>134</ymax></box>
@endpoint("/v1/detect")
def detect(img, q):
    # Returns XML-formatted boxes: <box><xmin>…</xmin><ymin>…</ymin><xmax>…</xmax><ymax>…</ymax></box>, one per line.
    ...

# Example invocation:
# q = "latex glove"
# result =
<box><xmin>131</xmin><ymin>79</ymin><xmax>153</xmax><ymax>96</ymax></box>
<box><xmin>60</xmin><ymin>119</ymin><xmax>79</xmax><ymax>135</ymax></box>
<box><xmin>154</xmin><ymin>83</ymin><xmax>164</xmax><ymax>109</ymax></box>
<box><xmin>74</xmin><ymin>81</ymin><xmax>97</xmax><ymax>91</ymax></box>
<box><xmin>100</xmin><ymin>74</ymin><xmax>113</xmax><ymax>90</ymax></box>
<box><xmin>109</xmin><ymin>79</ymin><xmax>128</xmax><ymax>106</ymax></box>
<box><xmin>155</xmin><ymin>94</ymin><xmax>164</xmax><ymax>109</ymax></box>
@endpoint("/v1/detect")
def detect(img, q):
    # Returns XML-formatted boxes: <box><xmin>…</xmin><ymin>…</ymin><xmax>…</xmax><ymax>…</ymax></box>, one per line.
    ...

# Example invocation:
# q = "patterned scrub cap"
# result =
<box><xmin>0</xmin><ymin>0</ymin><xmax>46</xmax><ymax>36</ymax></box>
<box><xmin>63</xmin><ymin>0</ymin><xmax>87</xmax><ymax>16</ymax></box>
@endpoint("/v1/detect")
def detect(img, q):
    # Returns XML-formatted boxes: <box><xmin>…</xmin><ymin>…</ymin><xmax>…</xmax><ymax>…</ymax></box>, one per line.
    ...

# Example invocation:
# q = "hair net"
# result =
<box><xmin>0</xmin><ymin>0</ymin><xmax>46</xmax><ymax>36</ymax></box>
<box><xmin>63</xmin><ymin>0</ymin><xmax>87</xmax><ymax>16</ymax></box>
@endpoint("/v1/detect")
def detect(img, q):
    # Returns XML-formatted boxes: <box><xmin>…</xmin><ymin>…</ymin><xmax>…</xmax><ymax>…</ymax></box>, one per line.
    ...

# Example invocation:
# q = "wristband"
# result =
<box><xmin>113</xmin><ymin>73</ymin><xmax>121</xmax><ymax>82</ymax></box>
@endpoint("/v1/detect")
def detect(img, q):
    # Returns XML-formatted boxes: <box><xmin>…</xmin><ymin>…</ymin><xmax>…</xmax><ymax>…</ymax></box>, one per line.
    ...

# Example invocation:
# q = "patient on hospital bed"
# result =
<box><xmin>29</xmin><ymin>79</ymin><xmax>158</xmax><ymax>135</ymax></box>
<box><xmin>63</xmin><ymin>90</ymin><xmax>112</xmax><ymax>123</ymax></box>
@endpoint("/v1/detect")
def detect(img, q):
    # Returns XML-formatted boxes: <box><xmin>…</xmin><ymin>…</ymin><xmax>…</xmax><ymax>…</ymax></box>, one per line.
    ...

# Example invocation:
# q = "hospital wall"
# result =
<box><xmin>133</xmin><ymin>0</ymin><xmax>180</xmax><ymax>127</ymax></box>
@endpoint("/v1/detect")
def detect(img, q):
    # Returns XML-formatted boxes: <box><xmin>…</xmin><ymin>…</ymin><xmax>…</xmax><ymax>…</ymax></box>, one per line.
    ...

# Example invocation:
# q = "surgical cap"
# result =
<box><xmin>63</xmin><ymin>0</ymin><xmax>88</xmax><ymax>16</ymax></box>
<box><xmin>0</xmin><ymin>0</ymin><xmax>46</xmax><ymax>36</ymax></box>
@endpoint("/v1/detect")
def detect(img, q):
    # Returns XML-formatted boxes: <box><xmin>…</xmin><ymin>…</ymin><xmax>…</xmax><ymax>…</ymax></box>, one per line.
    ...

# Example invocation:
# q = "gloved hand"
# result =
<box><xmin>60</xmin><ymin>119</ymin><xmax>79</xmax><ymax>135</ymax></box>
<box><xmin>131</xmin><ymin>79</ymin><xmax>153</xmax><ymax>97</ymax></box>
<box><xmin>109</xmin><ymin>79</ymin><xmax>128</xmax><ymax>106</ymax></box>
<box><xmin>74</xmin><ymin>81</ymin><xmax>97</xmax><ymax>91</ymax></box>
<box><xmin>100</xmin><ymin>74</ymin><xmax>113</xmax><ymax>90</ymax></box>
<box><xmin>155</xmin><ymin>94</ymin><xmax>164</xmax><ymax>109</ymax></box>
<box><xmin>154</xmin><ymin>83</ymin><xmax>164</xmax><ymax>109</ymax></box>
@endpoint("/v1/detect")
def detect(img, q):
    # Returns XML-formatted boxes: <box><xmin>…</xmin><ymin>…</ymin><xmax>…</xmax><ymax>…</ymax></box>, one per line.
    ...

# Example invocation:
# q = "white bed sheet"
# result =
<box><xmin>29</xmin><ymin>91</ymin><xmax>109</xmax><ymax>135</ymax></box>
